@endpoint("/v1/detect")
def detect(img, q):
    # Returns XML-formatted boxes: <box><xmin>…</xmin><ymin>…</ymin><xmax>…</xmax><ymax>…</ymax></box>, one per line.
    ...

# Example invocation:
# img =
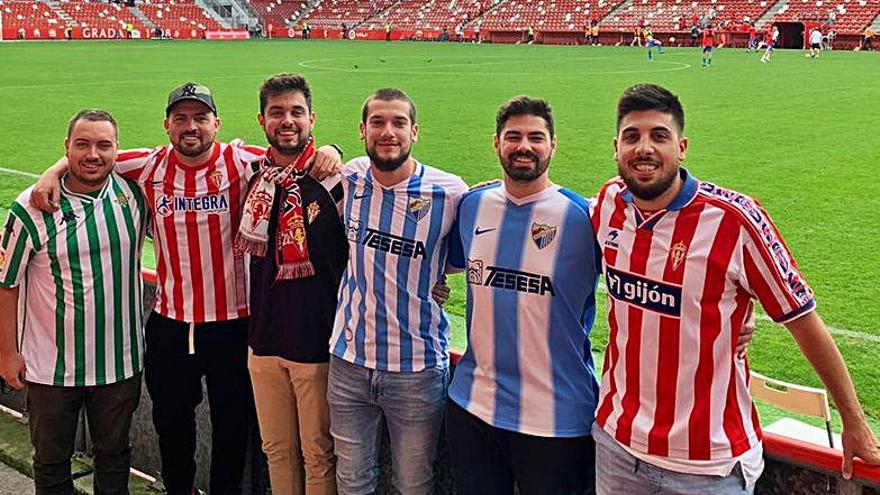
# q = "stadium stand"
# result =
<box><xmin>360</xmin><ymin>0</ymin><xmax>490</xmax><ymax>32</ymax></box>
<box><xmin>300</xmin><ymin>0</ymin><xmax>399</xmax><ymax>29</ymax></box>
<box><xmin>137</xmin><ymin>0</ymin><xmax>223</xmax><ymax>31</ymax></box>
<box><xmin>478</xmin><ymin>0</ymin><xmax>627</xmax><ymax>31</ymax></box>
<box><xmin>55</xmin><ymin>1</ymin><xmax>148</xmax><ymax>32</ymax></box>
<box><xmin>0</xmin><ymin>0</ymin><xmax>65</xmax><ymax>31</ymax></box>
<box><xmin>601</xmin><ymin>0</ymin><xmax>774</xmax><ymax>31</ymax></box>
<box><xmin>766</xmin><ymin>0</ymin><xmax>879</xmax><ymax>33</ymax></box>
<box><xmin>2</xmin><ymin>0</ymin><xmax>878</xmax><ymax>36</ymax></box>
<box><xmin>249</xmin><ymin>0</ymin><xmax>307</xmax><ymax>28</ymax></box>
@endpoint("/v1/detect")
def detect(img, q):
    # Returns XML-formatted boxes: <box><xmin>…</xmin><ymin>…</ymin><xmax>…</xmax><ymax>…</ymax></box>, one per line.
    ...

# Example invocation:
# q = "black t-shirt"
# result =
<box><xmin>248</xmin><ymin>173</ymin><xmax>348</xmax><ymax>363</ymax></box>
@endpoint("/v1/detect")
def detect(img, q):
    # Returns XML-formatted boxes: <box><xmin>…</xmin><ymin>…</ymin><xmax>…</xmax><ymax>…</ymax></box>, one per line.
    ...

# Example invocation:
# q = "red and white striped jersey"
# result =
<box><xmin>117</xmin><ymin>140</ymin><xmax>265</xmax><ymax>323</ymax></box>
<box><xmin>592</xmin><ymin>169</ymin><xmax>815</xmax><ymax>461</ymax></box>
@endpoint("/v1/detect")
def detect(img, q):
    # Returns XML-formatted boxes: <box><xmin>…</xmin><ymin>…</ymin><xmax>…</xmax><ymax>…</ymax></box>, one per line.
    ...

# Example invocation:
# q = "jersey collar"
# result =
<box><xmin>365</xmin><ymin>160</ymin><xmax>425</xmax><ymax>190</ymax></box>
<box><xmin>60</xmin><ymin>171</ymin><xmax>114</xmax><ymax>202</ymax></box>
<box><xmin>169</xmin><ymin>141</ymin><xmax>222</xmax><ymax>173</ymax></box>
<box><xmin>619</xmin><ymin>167</ymin><xmax>699</xmax><ymax>212</ymax></box>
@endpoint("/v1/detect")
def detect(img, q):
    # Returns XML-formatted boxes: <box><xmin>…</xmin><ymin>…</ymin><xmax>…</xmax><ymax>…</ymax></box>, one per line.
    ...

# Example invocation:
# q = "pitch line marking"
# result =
<box><xmin>297</xmin><ymin>56</ymin><xmax>691</xmax><ymax>76</ymax></box>
<box><xmin>0</xmin><ymin>167</ymin><xmax>40</xmax><ymax>179</ymax></box>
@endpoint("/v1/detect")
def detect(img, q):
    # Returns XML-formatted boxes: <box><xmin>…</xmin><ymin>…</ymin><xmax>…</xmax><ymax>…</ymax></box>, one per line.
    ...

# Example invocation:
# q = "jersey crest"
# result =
<box><xmin>307</xmin><ymin>201</ymin><xmax>321</xmax><ymax>224</ymax></box>
<box><xmin>671</xmin><ymin>241</ymin><xmax>688</xmax><ymax>271</ymax></box>
<box><xmin>531</xmin><ymin>222</ymin><xmax>557</xmax><ymax>250</ymax></box>
<box><xmin>408</xmin><ymin>197</ymin><xmax>432</xmax><ymax>221</ymax></box>
<box><xmin>209</xmin><ymin>170</ymin><xmax>224</xmax><ymax>188</ymax></box>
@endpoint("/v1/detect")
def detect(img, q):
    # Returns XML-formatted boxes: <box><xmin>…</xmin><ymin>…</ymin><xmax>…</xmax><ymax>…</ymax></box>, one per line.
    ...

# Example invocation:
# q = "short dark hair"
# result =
<box><xmin>616</xmin><ymin>84</ymin><xmax>685</xmax><ymax>132</ymax></box>
<box><xmin>259</xmin><ymin>73</ymin><xmax>312</xmax><ymax>115</ymax></box>
<box><xmin>361</xmin><ymin>88</ymin><xmax>416</xmax><ymax>124</ymax></box>
<box><xmin>67</xmin><ymin>109</ymin><xmax>118</xmax><ymax>140</ymax></box>
<box><xmin>495</xmin><ymin>96</ymin><xmax>554</xmax><ymax>137</ymax></box>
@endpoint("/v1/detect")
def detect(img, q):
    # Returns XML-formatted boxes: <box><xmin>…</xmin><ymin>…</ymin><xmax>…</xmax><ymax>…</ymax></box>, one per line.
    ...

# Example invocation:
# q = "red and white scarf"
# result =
<box><xmin>237</xmin><ymin>138</ymin><xmax>316</xmax><ymax>280</ymax></box>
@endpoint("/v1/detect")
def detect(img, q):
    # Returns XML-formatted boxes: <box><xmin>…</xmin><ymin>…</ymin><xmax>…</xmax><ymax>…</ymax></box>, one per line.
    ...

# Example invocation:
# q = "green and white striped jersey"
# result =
<box><xmin>0</xmin><ymin>173</ymin><xmax>148</xmax><ymax>387</ymax></box>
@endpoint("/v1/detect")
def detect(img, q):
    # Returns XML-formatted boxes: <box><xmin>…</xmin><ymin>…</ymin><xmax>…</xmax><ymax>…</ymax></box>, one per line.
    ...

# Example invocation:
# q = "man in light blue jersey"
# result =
<box><xmin>445</xmin><ymin>96</ymin><xmax>601</xmax><ymax>494</ymax></box>
<box><xmin>327</xmin><ymin>88</ymin><xmax>467</xmax><ymax>495</ymax></box>
<box><xmin>0</xmin><ymin>109</ymin><xmax>147</xmax><ymax>495</ymax></box>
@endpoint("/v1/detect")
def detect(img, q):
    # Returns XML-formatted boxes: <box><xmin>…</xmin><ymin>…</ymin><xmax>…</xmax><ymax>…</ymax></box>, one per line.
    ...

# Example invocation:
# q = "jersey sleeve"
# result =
<box><xmin>445</xmin><ymin>177</ymin><xmax>469</xmax><ymax>271</ymax></box>
<box><xmin>319</xmin><ymin>173</ymin><xmax>345</xmax><ymax>218</ymax></box>
<box><xmin>446</xmin><ymin>209</ymin><xmax>466</xmax><ymax>270</ymax></box>
<box><xmin>116</xmin><ymin>148</ymin><xmax>156</xmax><ymax>182</ymax></box>
<box><xmin>0</xmin><ymin>207</ymin><xmax>37</xmax><ymax>288</ymax></box>
<box><xmin>737</xmin><ymin>199</ymin><xmax>815</xmax><ymax>323</ymax></box>
<box><xmin>230</xmin><ymin>139</ymin><xmax>267</xmax><ymax>181</ymax></box>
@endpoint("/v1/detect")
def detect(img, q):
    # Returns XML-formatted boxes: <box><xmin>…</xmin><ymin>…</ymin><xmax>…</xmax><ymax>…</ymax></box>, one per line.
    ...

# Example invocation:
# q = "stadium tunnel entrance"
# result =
<box><xmin>777</xmin><ymin>22</ymin><xmax>806</xmax><ymax>48</ymax></box>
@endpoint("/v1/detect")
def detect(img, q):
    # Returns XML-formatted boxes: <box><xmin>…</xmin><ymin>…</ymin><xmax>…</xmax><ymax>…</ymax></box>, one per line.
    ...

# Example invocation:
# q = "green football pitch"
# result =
<box><xmin>1</xmin><ymin>39</ymin><xmax>878</xmax><ymax>431</ymax></box>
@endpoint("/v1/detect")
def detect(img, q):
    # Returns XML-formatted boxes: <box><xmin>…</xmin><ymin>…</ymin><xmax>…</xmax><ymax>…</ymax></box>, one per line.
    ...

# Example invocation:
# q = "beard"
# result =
<box><xmin>501</xmin><ymin>151</ymin><xmax>550</xmax><ymax>182</ymax></box>
<box><xmin>268</xmin><ymin>129</ymin><xmax>310</xmax><ymax>157</ymax></box>
<box><xmin>173</xmin><ymin>132</ymin><xmax>214</xmax><ymax>157</ymax></box>
<box><xmin>618</xmin><ymin>159</ymin><xmax>679</xmax><ymax>201</ymax></box>
<box><xmin>366</xmin><ymin>141</ymin><xmax>412</xmax><ymax>172</ymax></box>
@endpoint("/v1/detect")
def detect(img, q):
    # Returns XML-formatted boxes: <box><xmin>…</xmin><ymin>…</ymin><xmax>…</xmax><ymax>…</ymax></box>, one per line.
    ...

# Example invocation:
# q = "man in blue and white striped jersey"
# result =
<box><xmin>327</xmin><ymin>88</ymin><xmax>468</xmax><ymax>495</ymax></box>
<box><xmin>446</xmin><ymin>96</ymin><xmax>602</xmax><ymax>495</ymax></box>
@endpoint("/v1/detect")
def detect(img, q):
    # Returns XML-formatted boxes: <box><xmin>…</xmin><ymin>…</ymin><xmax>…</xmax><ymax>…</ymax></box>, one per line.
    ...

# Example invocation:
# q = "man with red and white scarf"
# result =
<box><xmin>239</xmin><ymin>73</ymin><xmax>347</xmax><ymax>495</ymax></box>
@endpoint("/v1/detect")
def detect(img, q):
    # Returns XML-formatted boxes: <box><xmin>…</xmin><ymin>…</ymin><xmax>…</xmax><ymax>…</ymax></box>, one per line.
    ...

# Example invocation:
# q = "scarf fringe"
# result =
<box><xmin>235</xmin><ymin>234</ymin><xmax>268</xmax><ymax>257</ymax></box>
<box><xmin>276</xmin><ymin>261</ymin><xmax>315</xmax><ymax>281</ymax></box>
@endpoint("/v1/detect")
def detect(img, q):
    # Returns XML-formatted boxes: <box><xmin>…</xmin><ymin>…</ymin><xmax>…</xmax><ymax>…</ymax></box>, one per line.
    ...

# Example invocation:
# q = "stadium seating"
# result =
<box><xmin>766</xmin><ymin>0</ymin><xmax>879</xmax><ymax>33</ymax></box>
<box><xmin>137</xmin><ymin>0</ymin><xmax>223</xmax><ymax>32</ymax></box>
<box><xmin>3</xmin><ymin>0</ymin><xmax>877</xmax><ymax>36</ymax></box>
<box><xmin>601</xmin><ymin>0</ymin><xmax>773</xmax><ymax>32</ymax></box>
<box><xmin>1</xmin><ymin>0</ymin><xmax>66</xmax><ymax>31</ymax></box>
<box><xmin>478</xmin><ymin>0</ymin><xmax>627</xmax><ymax>32</ymax></box>
<box><xmin>249</xmin><ymin>0</ymin><xmax>306</xmax><ymax>28</ymax></box>
<box><xmin>360</xmin><ymin>0</ymin><xmax>490</xmax><ymax>32</ymax></box>
<box><xmin>55</xmin><ymin>1</ymin><xmax>148</xmax><ymax>32</ymax></box>
<box><xmin>300</xmin><ymin>0</ymin><xmax>399</xmax><ymax>29</ymax></box>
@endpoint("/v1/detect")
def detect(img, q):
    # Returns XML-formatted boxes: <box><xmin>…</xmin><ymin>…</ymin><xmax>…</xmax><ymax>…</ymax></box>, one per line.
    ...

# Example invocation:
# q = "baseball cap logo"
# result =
<box><xmin>180</xmin><ymin>83</ymin><xmax>199</xmax><ymax>96</ymax></box>
<box><xmin>166</xmin><ymin>81</ymin><xmax>217</xmax><ymax>115</ymax></box>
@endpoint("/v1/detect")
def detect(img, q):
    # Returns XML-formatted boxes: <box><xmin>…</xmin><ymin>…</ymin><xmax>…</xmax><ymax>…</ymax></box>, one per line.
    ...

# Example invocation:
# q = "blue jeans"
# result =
<box><xmin>594</xmin><ymin>424</ymin><xmax>753</xmax><ymax>495</ymax></box>
<box><xmin>327</xmin><ymin>356</ymin><xmax>447</xmax><ymax>495</ymax></box>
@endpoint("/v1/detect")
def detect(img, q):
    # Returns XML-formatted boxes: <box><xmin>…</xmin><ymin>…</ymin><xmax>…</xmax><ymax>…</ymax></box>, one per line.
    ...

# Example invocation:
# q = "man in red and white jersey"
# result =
<box><xmin>32</xmin><ymin>82</ymin><xmax>343</xmax><ymax>495</ymax></box>
<box><xmin>591</xmin><ymin>84</ymin><xmax>880</xmax><ymax>494</ymax></box>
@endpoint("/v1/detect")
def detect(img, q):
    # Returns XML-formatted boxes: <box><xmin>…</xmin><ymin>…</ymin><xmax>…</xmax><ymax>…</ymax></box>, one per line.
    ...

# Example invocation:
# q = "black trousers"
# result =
<box><xmin>445</xmin><ymin>399</ymin><xmax>596</xmax><ymax>495</ymax></box>
<box><xmin>144</xmin><ymin>312</ymin><xmax>253</xmax><ymax>495</ymax></box>
<box><xmin>27</xmin><ymin>374</ymin><xmax>142</xmax><ymax>495</ymax></box>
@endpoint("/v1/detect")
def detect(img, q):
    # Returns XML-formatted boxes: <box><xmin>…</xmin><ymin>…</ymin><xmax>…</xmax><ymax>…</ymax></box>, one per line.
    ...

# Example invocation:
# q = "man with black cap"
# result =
<box><xmin>32</xmin><ymin>81</ymin><xmax>343</xmax><ymax>495</ymax></box>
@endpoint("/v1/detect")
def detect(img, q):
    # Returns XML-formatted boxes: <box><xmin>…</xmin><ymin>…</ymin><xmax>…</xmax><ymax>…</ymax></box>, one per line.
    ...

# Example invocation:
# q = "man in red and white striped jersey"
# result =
<box><xmin>32</xmin><ymin>82</ymin><xmax>343</xmax><ymax>495</ymax></box>
<box><xmin>591</xmin><ymin>84</ymin><xmax>880</xmax><ymax>493</ymax></box>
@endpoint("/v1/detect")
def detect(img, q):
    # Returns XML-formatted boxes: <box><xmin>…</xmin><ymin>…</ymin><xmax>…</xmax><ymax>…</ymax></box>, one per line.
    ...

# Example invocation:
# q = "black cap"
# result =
<box><xmin>166</xmin><ymin>82</ymin><xmax>217</xmax><ymax>116</ymax></box>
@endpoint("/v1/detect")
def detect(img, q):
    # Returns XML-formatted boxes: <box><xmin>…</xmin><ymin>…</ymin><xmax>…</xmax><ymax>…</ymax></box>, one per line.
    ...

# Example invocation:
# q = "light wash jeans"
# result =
<box><xmin>593</xmin><ymin>423</ymin><xmax>754</xmax><ymax>495</ymax></box>
<box><xmin>327</xmin><ymin>356</ymin><xmax>447</xmax><ymax>495</ymax></box>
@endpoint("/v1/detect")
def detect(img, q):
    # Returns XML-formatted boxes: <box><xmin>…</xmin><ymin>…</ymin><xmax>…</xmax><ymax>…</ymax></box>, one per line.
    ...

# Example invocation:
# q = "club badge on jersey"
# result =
<box><xmin>408</xmin><ymin>197</ymin><xmax>432</xmax><ymax>222</ymax></box>
<box><xmin>531</xmin><ymin>222</ymin><xmax>557</xmax><ymax>249</ymax></box>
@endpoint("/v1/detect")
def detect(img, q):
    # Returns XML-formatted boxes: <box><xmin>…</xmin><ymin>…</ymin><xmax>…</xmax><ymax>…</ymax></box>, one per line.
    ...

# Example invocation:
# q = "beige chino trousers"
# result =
<box><xmin>248</xmin><ymin>349</ymin><xmax>337</xmax><ymax>495</ymax></box>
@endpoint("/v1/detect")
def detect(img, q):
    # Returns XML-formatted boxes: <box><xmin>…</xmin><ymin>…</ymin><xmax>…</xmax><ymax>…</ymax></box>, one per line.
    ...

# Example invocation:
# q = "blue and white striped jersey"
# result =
<box><xmin>330</xmin><ymin>157</ymin><xmax>467</xmax><ymax>372</ymax></box>
<box><xmin>447</xmin><ymin>183</ymin><xmax>601</xmax><ymax>437</ymax></box>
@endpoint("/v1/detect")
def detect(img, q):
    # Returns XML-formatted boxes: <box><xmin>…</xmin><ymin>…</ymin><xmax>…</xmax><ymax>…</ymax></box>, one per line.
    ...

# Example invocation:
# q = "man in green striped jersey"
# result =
<box><xmin>0</xmin><ymin>109</ymin><xmax>148</xmax><ymax>495</ymax></box>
